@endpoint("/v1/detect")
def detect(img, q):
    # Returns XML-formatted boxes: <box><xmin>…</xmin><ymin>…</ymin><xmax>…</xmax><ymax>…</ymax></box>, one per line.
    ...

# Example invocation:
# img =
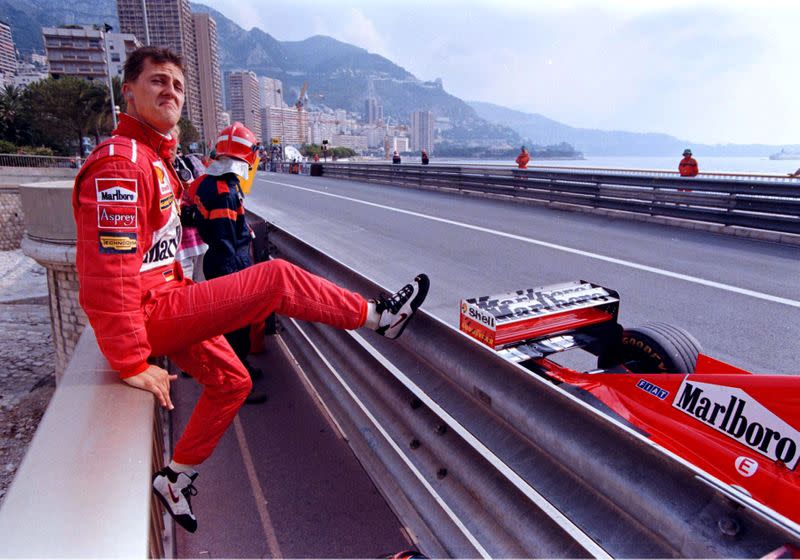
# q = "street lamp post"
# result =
<box><xmin>100</xmin><ymin>24</ymin><xmax>117</xmax><ymax>130</ymax></box>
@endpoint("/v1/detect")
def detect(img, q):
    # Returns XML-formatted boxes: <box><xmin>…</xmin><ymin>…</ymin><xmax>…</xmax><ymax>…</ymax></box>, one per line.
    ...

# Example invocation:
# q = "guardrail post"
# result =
<box><xmin>18</xmin><ymin>180</ymin><xmax>86</xmax><ymax>382</ymax></box>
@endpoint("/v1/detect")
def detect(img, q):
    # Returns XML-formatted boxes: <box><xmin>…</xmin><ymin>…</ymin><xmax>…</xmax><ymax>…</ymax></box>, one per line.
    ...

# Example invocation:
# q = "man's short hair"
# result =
<box><xmin>123</xmin><ymin>46</ymin><xmax>184</xmax><ymax>83</ymax></box>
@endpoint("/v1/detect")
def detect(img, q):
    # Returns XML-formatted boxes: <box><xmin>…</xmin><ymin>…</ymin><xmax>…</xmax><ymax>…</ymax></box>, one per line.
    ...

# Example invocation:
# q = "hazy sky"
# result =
<box><xmin>201</xmin><ymin>0</ymin><xmax>799</xmax><ymax>145</ymax></box>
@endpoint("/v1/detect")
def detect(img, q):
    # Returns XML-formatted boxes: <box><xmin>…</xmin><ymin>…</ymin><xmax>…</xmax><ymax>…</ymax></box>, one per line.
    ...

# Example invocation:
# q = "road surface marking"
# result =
<box><xmin>260</xmin><ymin>179</ymin><xmax>800</xmax><ymax>309</ymax></box>
<box><xmin>234</xmin><ymin>417</ymin><xmax>283</xmax><ymax>557</ymax></box>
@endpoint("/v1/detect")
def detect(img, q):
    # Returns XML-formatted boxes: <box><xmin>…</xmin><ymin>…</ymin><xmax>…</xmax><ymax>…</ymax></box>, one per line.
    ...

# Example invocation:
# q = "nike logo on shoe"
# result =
<box><xmin>168</xmin><ymin>484</ymin><xmax>180</xmax><ymax>504</ymax></box>
<box><xmin>390</xmin><ymin>313</ymin><xmax>408</xmax><ymax>329</ymax></box>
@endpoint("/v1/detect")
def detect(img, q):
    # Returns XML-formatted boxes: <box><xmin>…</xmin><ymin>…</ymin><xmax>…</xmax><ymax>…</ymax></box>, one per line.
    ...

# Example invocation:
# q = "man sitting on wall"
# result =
<box><xmin>72</xmin><ymin>46</ymin><xmax>430</xmax><ymax>533</ymax></box>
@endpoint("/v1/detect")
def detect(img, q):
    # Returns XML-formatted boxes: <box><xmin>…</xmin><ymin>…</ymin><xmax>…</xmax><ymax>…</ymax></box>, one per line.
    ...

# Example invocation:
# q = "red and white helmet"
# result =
<box><xmin>215</xmin><ymin>122</ymin><xmax>258</xmax><ymax>166</ymax></box>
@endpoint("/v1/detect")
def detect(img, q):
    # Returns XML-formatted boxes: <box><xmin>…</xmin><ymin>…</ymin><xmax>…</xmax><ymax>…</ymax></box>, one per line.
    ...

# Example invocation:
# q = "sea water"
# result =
<box><xmin>432</xmin><ymin>156</ymin><xmax>799</xmax><ymax>175</ymax></box>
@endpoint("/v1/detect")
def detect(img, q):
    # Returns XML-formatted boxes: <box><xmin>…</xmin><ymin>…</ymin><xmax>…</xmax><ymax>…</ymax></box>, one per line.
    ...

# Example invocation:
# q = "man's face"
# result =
<box><xmin>123</xmin><ymin>59</ymin><xmax>184</xmax><ymax>133</ymax></box>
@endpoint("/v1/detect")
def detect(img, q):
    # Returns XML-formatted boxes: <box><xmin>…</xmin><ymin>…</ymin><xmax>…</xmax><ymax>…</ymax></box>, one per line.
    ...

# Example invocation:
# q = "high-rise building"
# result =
<box><xmin>364</xmin><ymin>98</ymin><xmax>378</xmax><ymax>124</ymax></box>
<box><xmin>308</xmin><ymin>112</ymin><xmax>338</xmax><ymax>145</ymax></box>
<box><xmin>105</xmin><ymin>31</ymin><xmax>141</xmax><ymax>79</ymax></box>
<box><xmin>392</xmin><ymin>136</ymin><xmax>410</xmax><ymax>153</ymax></box>
<box><xmin>259</xmin><ymin>76</ymin><xmax>285</xmax><ymax>108</ymax></box>
<box><xmin>331</xmin><ymin>133</ymin><xmax>367</xmax><ymax>152</ymax></box>
<box><xmin>411</xmin><ymin>110</ymin><xmax>434</xmax><ymax>153</ymax></box>
<box><xmin>192</xmin><ymin>13</ymin><xmax>224</xmax><ymax>149</ymax></box>
<box><xmin>364</xmin><ymin>99</ymin><xmax>383</xmax><ymax>125</ymax></box>
<box><xmin>227</xmin><ymin>70</ymin><xmax>262</xmax><ymax>139</ymax></box>
<box><xmin>117</xmin><ymin>0</ymin><xmax>203</xmax><ymax>139</ymax></box>
<box><xmin>363</xmin><ymin>126</ymin><xmax>385</xmax><ymax>148</ymax></box>
<box><xmin>0</xmin><ymin>21</ymin><xmax>17</xmax><ymax>80</ymax></box>
<box><xmin>262</xmin><ymin>105</ymin><xmax>308</xmax><ymax>146</ymax></box>
<box><xmin>42</xmin><ymin>25</ymin><xmax>139</xmax><ymax>81</ymax></box>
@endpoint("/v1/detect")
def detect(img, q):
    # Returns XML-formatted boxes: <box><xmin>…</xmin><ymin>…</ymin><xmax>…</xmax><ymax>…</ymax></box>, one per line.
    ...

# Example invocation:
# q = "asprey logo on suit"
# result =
<box><xmin>97</xmin><ymin>205</ymin><xmax>137</xmax><ymax>229</ymax></box>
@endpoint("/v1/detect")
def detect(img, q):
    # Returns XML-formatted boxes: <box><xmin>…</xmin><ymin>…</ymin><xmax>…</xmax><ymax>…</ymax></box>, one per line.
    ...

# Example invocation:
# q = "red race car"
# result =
<box><xmin>459</xmin><ymin>280</ymin><xmax>800</xmax><ymax>527</ymax></box>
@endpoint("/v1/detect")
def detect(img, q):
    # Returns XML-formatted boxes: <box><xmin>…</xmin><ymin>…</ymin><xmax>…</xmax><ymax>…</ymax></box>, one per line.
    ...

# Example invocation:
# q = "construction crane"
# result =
<box><xmin>295</xmin><ymin>82</ymin><xmax>308</xmax><ymax>110</ymax></box>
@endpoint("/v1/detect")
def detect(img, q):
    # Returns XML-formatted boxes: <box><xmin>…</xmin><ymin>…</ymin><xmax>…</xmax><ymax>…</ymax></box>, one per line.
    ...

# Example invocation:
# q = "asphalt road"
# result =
<box><xmin>248</xmin><ymin>171</ymin><xmax>800</xmax><ymax>375</ymax></box>
<box><xmin>174</xmin><ymin>338</ymin><xmax>411</xmax><ymax>558</ymax></box>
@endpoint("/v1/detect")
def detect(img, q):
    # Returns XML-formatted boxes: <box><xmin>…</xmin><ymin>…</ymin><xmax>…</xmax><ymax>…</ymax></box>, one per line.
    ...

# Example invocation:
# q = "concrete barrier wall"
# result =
<box><xmin>18</xmin><ymin>181</ymin><xmax>84</xmax><ymax>380</ymax></box>
<box><xmin>0</xmin><ymin>327</ymin><xmax>159</xmax><ymax>557</ymax></box>
<box><xmin>0</xmin><ymin>168</ymin><xmax>78</xmax><ymax>250</ymax></box>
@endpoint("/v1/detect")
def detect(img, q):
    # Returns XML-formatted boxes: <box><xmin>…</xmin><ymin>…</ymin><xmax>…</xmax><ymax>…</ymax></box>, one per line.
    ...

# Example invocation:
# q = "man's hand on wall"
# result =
<box><xmin>123</xmin><ymin>364</ymin><xmax>177</xmax><ymax>410</ymax></box>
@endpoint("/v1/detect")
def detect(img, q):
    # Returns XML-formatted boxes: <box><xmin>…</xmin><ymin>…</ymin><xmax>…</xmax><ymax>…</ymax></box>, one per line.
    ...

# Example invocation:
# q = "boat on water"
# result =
<box><xmin>769</xmin><ymin>148</ymin><xmax>800</xmax><ymax>160</ymax></box>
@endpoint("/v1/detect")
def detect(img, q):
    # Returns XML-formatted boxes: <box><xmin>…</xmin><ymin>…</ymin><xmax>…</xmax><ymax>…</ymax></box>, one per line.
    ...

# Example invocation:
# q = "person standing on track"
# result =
<box><xmin>679</xmin><ymin>148</ymin><xmax>699</xmax><ymax>177</ymax></box>
<box><xmin>72</xmin><ymin>46</ymin><xmax>430</xmax><ymax>534</ymax></box>
<box><xmin>515</xmin><ymin>145</ymin><xmax>530</xmax><ymax>169</ymax></box>
<box><xmin>189</xmin><ymin>121</ymin><xmax>267</xmax><ymax>404</ymax></box>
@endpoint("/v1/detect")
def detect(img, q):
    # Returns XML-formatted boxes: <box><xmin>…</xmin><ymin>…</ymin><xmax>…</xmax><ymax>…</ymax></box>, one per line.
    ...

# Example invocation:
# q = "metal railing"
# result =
<box><xmin>320</xmin><ymin>163</ymin><xmax>800</xmax><ymax>236</ymax></box>
<box><xmin>353</xmin><ymin>159</ymin><xmax>800</xmax><ymax>183</ymax></box>
<box><xmin>0</xmin><ymin>153</ymin><xmax>79</xmax><ymax>168</ymax></box>
<box><xmin>263</xmin><ymin>222</ymin><xmax>800</xmax><ymax>558</ymax></box>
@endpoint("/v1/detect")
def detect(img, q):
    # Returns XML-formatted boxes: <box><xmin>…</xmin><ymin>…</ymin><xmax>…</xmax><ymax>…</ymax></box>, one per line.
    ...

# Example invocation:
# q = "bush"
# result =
<box><xmin>0</xmin><ymin>140</ymin><xmax>16</xmax><ymax>153</ymax></box>
<box><xmin>17</xmin><ymin>146</ymin><xmax>55</xmax><ymax>156</ymax></box>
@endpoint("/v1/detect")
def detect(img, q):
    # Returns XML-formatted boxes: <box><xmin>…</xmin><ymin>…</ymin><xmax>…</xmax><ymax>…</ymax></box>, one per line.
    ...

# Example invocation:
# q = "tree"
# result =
<box><xmin>25</xmin><ymin>77</ymin><xmax>102</xmax><ymax>154</ymax></box>
<box><xmin>177</xmin><ymin>116</ymin><xmax>200</xmax><ymax>151</ymax></box>
<box><xmin>331</xmin><ymin>146</ymin><xmax>356</xmax><ymax>158</ymax></box>
<box><xmin>0</xmin><ymin>84</ymin><xmax>32</xmax><ymax>147</ymax></box>
<box><xmin>81</xmin><ymin>81</ymin><xmax>113</xmax><ymax>144</ymax></box>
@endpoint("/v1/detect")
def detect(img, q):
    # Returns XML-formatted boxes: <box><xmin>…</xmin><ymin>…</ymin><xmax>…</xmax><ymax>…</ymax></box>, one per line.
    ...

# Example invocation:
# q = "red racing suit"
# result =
<box><xmin>73</xmin><ymin>114</ymin><xmax>368</xmax><ymax>464</ymax></box>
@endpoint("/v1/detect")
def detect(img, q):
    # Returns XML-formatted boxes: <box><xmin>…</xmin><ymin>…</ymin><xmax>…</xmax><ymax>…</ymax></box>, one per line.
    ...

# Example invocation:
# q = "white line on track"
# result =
<box><xmin>234</xmin><ymin>416</ymin><xmax>283</xmax><ymax>557</ymax></box>
<box><xmin>260</xmin><ymin>178</ymin><xmax>800</xmax><ymax>309</ymax></box>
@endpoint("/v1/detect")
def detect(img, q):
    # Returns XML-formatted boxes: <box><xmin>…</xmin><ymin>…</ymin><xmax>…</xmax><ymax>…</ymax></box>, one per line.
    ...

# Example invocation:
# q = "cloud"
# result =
<box><xmin>200</xmin><ymin>0</ymin><xmax>800</xmax><ymax>144</ymax></box>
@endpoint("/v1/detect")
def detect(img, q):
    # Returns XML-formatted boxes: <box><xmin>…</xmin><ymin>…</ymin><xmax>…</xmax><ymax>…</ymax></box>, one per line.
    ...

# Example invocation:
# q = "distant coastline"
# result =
<box><xmin>769</xmin><ymin>149</ymin><xmax>800</xmax><ymax>160</ymax></box>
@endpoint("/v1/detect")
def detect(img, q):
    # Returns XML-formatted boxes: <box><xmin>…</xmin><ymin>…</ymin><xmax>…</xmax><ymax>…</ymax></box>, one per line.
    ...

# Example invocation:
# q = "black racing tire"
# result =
<box><xmin>598</xmin><ymin>322</ymin><xmax>703</xmax><ymax>373</ymax></box>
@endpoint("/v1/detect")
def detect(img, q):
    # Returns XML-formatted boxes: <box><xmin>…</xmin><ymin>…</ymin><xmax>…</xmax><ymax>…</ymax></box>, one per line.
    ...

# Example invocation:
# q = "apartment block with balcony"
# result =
<box><xmin>0</xmin><ymin>20</ymin><xmax>17</xmax><ymax>81</ymax></box>
<box><xmin>227</xmin><ymin>70</ymin><xmax>262</xmax><ymax>139</ymax></box>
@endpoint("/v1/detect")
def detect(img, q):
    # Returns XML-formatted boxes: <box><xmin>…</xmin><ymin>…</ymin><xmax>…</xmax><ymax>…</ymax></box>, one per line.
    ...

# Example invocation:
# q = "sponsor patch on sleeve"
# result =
<box><xmin>98</xmin><ymin>232</ymin><xmax>138</xmax><ymax>254</ymax></box>
<box><xmin>159</xmin><ymin>193</ymin><xmax>175</xmax><ymax>211</ymax></box>
<box><xmin>96</xmin><ymin>178</ymin><xmax>138</xmax><ymax>203</ymax></box>
<box><xmin>152</xmin><ymin>160</ymin><xmax>172</xmax><ymax>195</ymax></box>
<box><xmin>97</xmin><ymin>205</ymin><xmax>137</xmax><ymax>229</ymax></box>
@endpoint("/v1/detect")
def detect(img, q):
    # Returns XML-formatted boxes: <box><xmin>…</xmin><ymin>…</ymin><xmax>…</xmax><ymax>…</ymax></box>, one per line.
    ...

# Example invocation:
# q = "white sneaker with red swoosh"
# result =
<box><xmin>375</xmin><ymin>274</ymin><xmax>430</xmax><ymax>339</ymax></box>
<box><xmin>152</xmin><ymin>467</ymin><xmax>199</xmax><ymax>533</ymax></box>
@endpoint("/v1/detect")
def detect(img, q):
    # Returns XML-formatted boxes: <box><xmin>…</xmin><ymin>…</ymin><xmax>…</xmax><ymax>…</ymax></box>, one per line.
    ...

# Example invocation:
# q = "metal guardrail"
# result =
<box><xmin>261</xmin><ymin>222</ymin><xmax>800</xmax><ymax>558</ymax></box>
<box><xmin>351</xmin><ymin>159</ymin><xmax>800</xmax><ymax>183</ymax></box>
<box><xmin>261</xmin><ymin>161</ymin><xmax>311</xmax><ymax>175</ymax></box>
<box><xmin>320</xmin><ymin>163</ymin><xmax>800</xmax><ymax>236</ymax></box>
<box><xmin>0</xmin><ymin>153</ymin><xmax>78</xmax><ymax>168</ymax></box>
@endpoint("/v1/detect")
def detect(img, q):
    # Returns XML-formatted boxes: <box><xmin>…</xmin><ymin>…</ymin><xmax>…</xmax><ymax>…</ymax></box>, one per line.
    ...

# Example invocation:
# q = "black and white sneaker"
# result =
<box><xmin>152</xmin><ymin>467</ymin><xmax>199</xmax><ymax>533</ymax></box>
<box><xmin>375</xmin><ymin>274</ymin><xmax>430</xmax><ymax>339</ymax></box>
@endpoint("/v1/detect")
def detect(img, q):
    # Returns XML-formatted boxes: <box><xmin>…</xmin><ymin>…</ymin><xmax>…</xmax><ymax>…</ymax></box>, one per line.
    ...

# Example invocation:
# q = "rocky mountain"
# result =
<box><xmin>4</xmin><ymin>0</ymin><xmax>519</xmax><ymax>145</ymax></box>
<box><xmin>0</xmin><ymin>0</ymin><xmax>119</xmax><ymax>54</ymax></box>
<box><xmin>469</xmin><ymin>101</ymin><xmax>800</xmax><ymax>157</ymax></box>
<box><xmin>189</xmin><ymin>4</ymin><xmax>517</xmax><ymax>144</ymax></box>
